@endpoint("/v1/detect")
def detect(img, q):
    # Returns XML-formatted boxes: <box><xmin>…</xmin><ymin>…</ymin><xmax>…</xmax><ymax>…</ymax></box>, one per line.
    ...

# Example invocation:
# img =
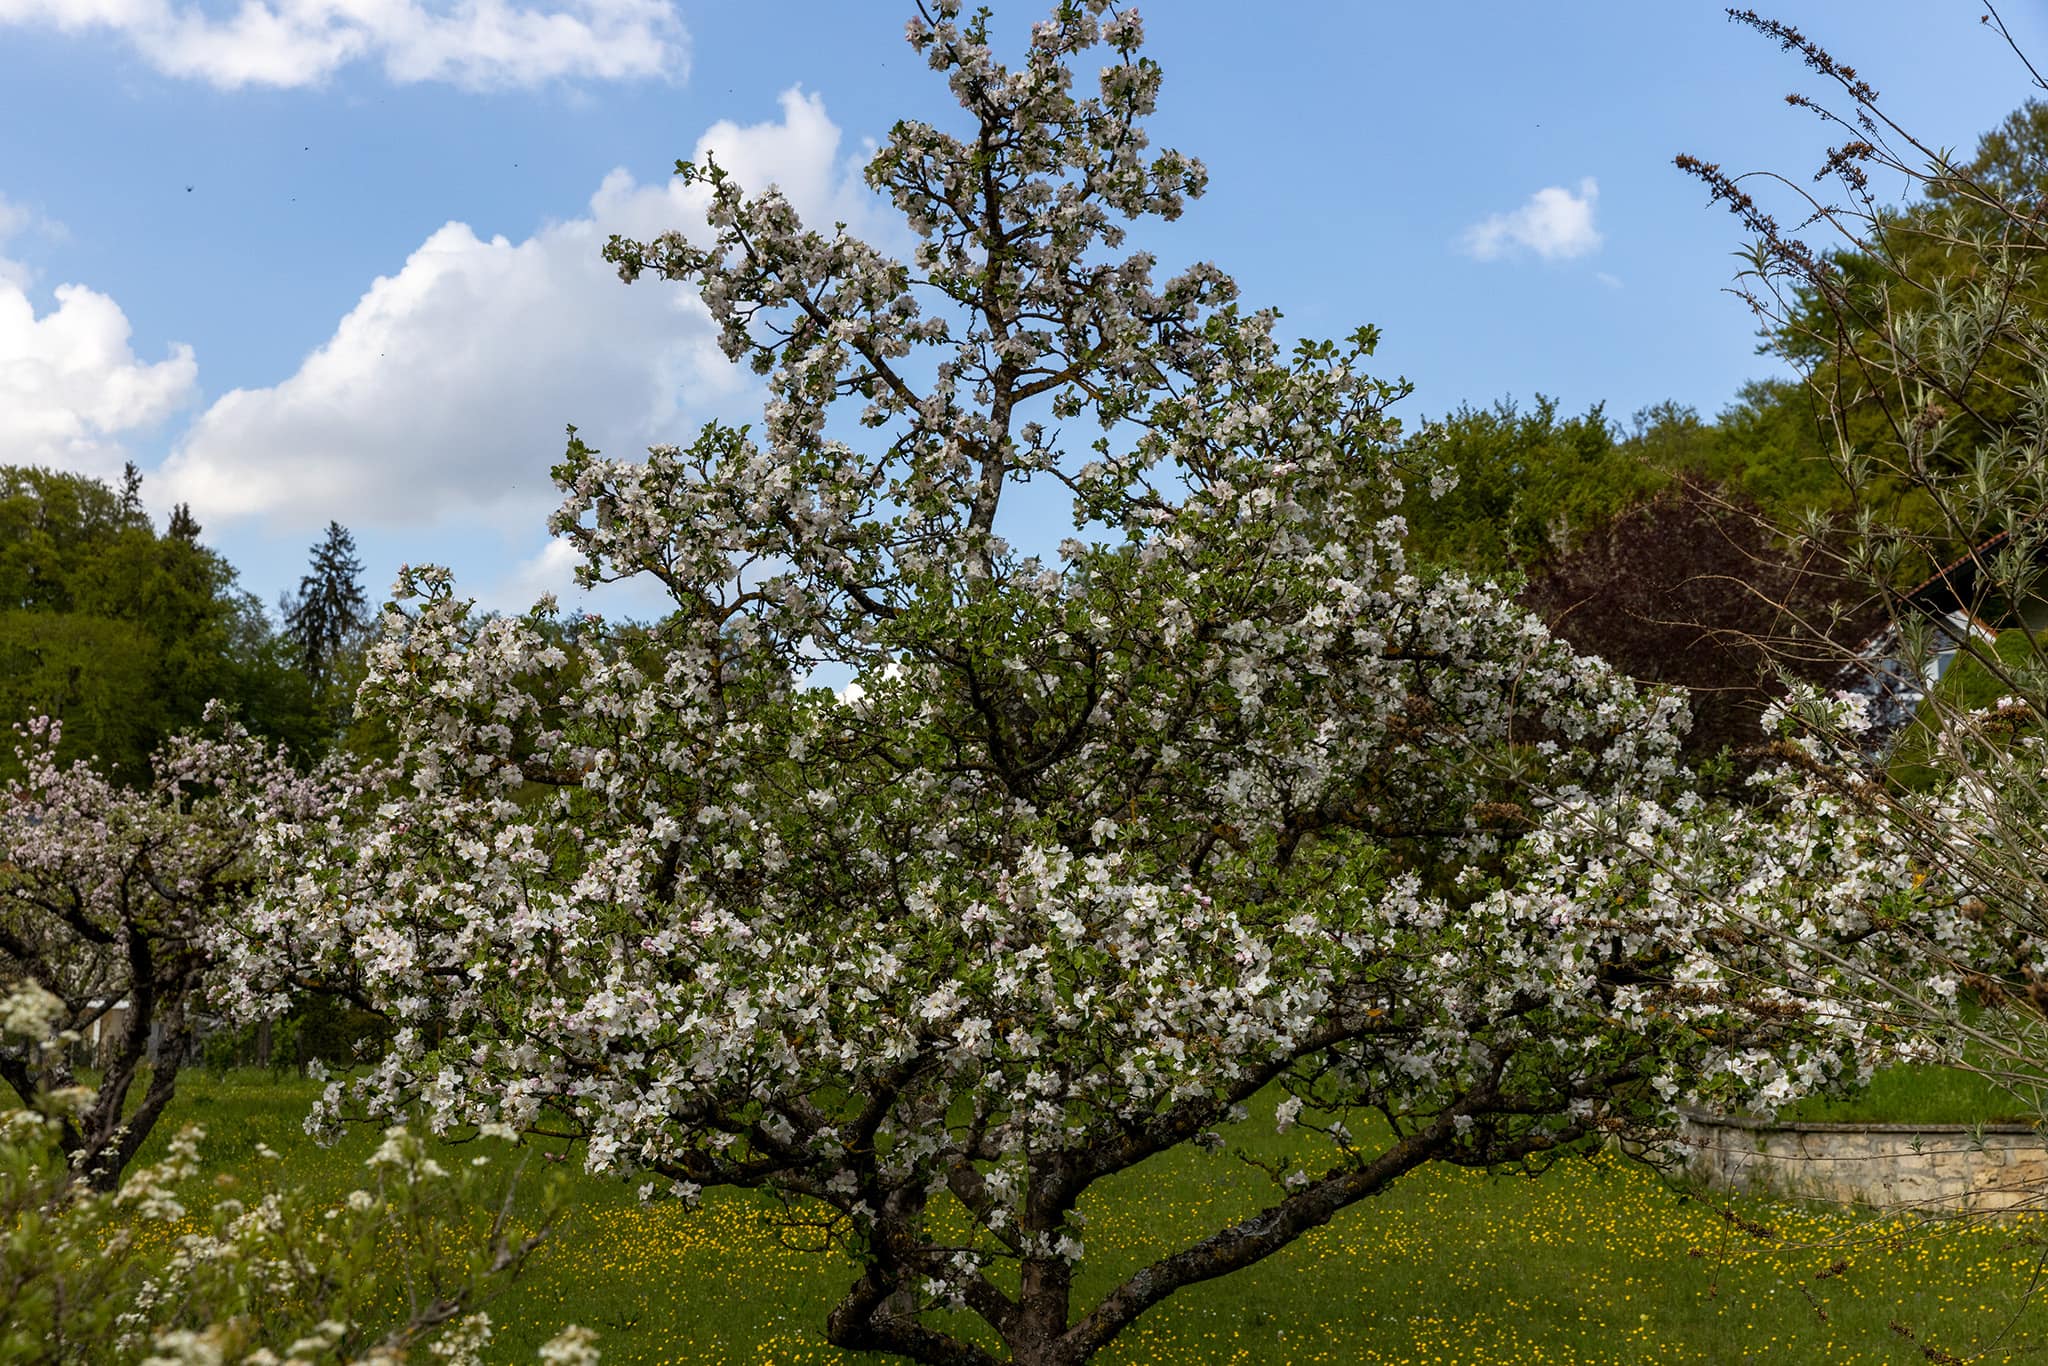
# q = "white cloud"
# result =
<box><xmin>160</xmin><ymin>87</ymin><xmax>883</xmax><ymax>532</ymax></box>
<box><xmin>492</xmin><ymin>535</ymin><xmax>676</xmax><ymax>617</ymax></box>
<box><xmin>1460</xmin><ymin>178</ymin><xmax>1603</xmax><ymax>262</ymax></box>
<box><xmin>0</xmin><ymin>204</ymin><xmax>31</xmax><ymax>293</ymax></box>
<box><xmin>0</xmin><ymin>0</ymin><xmax>687</xmax><ymax>90</ymax></box>
<box><xmin>0</xmin><ymin>201</ymin><xmax>198</xmax><ymax>478</ymax></box>
<box><xmin>497</xmin><ymin>536</ymin><xmax>585</xmax><ymax>603</ymax></box>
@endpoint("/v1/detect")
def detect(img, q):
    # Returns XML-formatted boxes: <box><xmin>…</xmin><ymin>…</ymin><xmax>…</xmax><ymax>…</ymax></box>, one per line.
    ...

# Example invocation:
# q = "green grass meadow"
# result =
<box><xmin>107</xmin><ymin>1071</ymin><xmax>2048</xmax><ymax>1364</ymax></box>
<box><xmin>1780</xmin><ymin>1063</ymin><xmax>2036</xmax><ymax>1126</ymax></box>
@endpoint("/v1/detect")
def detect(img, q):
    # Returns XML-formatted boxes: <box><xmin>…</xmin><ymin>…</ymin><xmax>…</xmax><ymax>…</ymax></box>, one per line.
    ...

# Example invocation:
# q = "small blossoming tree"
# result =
<box><xmin>0</xmin><ymin>716</ymin><xmax>353</xmax><ymax>1190</ymax></box>
<box><xmin>236</xmin><ymin>5</ymin><xmax>1883</xmax><ymax>1361</ymax></box>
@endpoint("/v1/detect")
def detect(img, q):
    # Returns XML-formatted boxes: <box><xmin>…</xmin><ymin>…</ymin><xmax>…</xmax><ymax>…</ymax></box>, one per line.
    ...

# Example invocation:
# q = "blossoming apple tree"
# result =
<box><xmin>233</xmin><ymin>4</ymin><xmax>1892</xmax><ymax>1361</ymax></box>
<box><xmin>0</xmin><ymin>716</ymin><xmax>348</xmax><ymax>1190</ymax></box>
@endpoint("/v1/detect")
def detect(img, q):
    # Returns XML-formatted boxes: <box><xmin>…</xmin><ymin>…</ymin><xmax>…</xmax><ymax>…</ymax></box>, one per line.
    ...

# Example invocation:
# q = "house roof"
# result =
<box><xmin>1896</xmin><ymin>521</ymin><xmax>2048</xmax><ymax>626</ymax></box>
<box><xmin>1902</xmin><ymin>529</ymin><xmax>2011</xmax><ymax>618</ymax></box>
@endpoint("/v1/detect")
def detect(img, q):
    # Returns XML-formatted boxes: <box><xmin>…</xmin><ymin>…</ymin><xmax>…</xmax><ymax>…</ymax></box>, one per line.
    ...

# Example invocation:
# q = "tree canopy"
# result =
<box><xmin>0</xmin><ymin>465</ymin><xmax>320</xmax><ymax>777</ymax></box>
<box><xmin>222</xmin><ymin>7</ymin><xmax>1886</xmax><ymax>1363</ymax></box>
<box><xmin>1401</xmin><ymin>387</ymin><xmax>1846</xmax><ymax>585</ymax></box>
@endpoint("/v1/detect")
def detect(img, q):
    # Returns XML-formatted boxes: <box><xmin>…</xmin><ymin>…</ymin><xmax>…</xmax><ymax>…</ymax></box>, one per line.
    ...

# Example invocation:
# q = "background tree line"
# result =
<box><xmin>0</xmin><ymin>465</ymin><xmax>371</xmax><ymax>781</ymax></box>
<box><xmin>1397</xmin><ymin>72</ymin><xmax>2048</xmax><ymax>774</ymax></box>
<box><xmin>0</xmin><ymin>467</ymin><xmax>382</xmax><ymax>1077</ymax></box>
<box><xmin>1398</xmin><ymin>382</ymin><xmax>1865</xmax><ymax>768</ymax></box>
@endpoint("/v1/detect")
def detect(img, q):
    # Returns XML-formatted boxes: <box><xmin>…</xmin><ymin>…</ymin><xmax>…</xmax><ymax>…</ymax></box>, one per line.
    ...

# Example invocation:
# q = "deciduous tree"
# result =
<box><xmin>235</xmin><ymin>6</ymin><xmax>1885</xmax><ymax>1361</ymax></box>
<box><xmin>1522</xmin><ymin>478</ymin><xmax>1873</xmax><ymax>767</ymax></box>
<box><xmin>0</xmin><ymin>717</ymin><xmax>352</xmax><ymax>1189</ymax></box>
<box><xmin>0</xmin><ymin>466</ymin><xmax>321</xmax><ymax>777</ymax></box>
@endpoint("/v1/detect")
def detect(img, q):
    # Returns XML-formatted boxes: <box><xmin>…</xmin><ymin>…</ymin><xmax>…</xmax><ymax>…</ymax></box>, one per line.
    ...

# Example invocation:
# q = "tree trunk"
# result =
<box><xmin>1008</xmin><ymin>1256</ymin><xmax>1077</xmax><ymax>1366</ymax></box>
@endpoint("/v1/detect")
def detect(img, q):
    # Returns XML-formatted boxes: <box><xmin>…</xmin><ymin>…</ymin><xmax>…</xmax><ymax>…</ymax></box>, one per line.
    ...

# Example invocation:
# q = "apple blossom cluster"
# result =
<box><xmin>1731</xmin><ymin>685</ymin><xmax>2048</xmax><ymax>1079</ymax></box>
<box><xmin>0</xmin><ymin>713</ymin><xmax>366</xmax><ymax>1190</ymax></box>
<box><xmin>1490</xmin><ymin>680</ymin><xmax>2043</xmax><ymax>1132</ymax></box>
<box><xmin>225</xmin><ymin>5</ymin><xmax>1910</xmax><ymax>1363</ymax></box>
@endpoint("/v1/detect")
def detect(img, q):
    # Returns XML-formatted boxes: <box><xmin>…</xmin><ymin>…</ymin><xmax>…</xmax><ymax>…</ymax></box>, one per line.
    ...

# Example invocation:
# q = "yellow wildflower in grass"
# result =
<box><xmin>105</xmin><ymin>1073</ymin><xmax>2048</xmax><ymax>1364</ymax></box>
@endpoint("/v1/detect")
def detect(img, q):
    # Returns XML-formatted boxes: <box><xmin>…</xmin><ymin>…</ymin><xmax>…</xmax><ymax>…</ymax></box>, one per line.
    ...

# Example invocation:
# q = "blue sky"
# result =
<box><xmin>0</xmin><ymin>0</ymin><xmax>2041</xmax><ymax>615</ymax></box>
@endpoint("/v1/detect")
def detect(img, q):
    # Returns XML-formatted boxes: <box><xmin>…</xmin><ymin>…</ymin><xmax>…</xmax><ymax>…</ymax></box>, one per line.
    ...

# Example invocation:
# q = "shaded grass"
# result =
<box><xmin>121</xmin><ymin>1073</ymin><xmax>2048</xmax><ymax>1363</ymax></box>
<box><xmin>1780</xmin><ymin>1062</ymin><xmax>2037</xmax><ymax>1126</ymax></box>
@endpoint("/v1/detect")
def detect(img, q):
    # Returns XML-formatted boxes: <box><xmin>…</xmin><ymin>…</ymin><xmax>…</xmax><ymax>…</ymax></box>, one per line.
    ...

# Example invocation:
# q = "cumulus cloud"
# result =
<box><xmin>496</xmin><ymin>537</ymin><xmax>586</xmax><ymax>604</ymax></box>
<box><xmin>0</xmin><ymin>200</ymin><xmax>198</xmax><ymax>478</ymax></box>
<box><xmin>492</xmin><ymin>535</ymin><xmax>677</xmax><ymax>617</ymax></box>
<box><xmin>160</xmin><ymin>87</ymin><xmax>882</xmax><ymax>531</ymax></box>
<box><xmin>1460</xmin><ymin>178</ymin><xmax>1603</xmax><ymax>262</ymax></box>
<box><xmin>0</xmin><ymin>0</ymin><xmax>687</xmax><ymax>89</ymax></box>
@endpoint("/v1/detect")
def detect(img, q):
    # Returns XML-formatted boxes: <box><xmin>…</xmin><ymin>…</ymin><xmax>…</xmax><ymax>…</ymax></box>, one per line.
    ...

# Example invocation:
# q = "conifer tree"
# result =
<box><xmin>284</xmin><ymin>521</ymin><xmax>369</xmax><ymax>693</ymax></box>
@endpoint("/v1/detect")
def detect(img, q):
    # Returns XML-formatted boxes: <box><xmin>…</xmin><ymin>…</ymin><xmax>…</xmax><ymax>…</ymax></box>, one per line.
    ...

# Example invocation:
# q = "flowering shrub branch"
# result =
<box><xmin>1673</xmin><ymin>6</ymin><xmax>2048</xmax><ymax>1134</ymax></box>
<box><xmin>0</xmin><ymin>984</ymin><xmax>591</xmax><ymax>1365</ymax></box>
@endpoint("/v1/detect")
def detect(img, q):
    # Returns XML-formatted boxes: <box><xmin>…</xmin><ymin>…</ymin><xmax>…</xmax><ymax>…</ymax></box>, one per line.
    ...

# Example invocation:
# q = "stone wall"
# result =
<box><xmin>1680</xmin><ymin>1110</ymin><xmax>2048</xmax><ymax>1213</ymax></box>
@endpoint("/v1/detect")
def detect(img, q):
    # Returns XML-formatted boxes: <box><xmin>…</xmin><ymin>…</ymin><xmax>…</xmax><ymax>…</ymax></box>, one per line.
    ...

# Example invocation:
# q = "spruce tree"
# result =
<box><xmin>165</xmin><ymin>502</ymin><xmax>202</xmax><ymax>543</ymax></box>
<box><xmin>284</xmin><ymin>521</ymin><xmax>368</xmax><ymax>693</ymax></box>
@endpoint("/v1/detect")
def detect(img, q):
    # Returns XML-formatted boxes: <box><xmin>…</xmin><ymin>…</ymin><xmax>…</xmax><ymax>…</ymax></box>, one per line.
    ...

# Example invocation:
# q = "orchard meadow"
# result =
<box><xmin>10</xmin><ymin>3</ymin><xmax>2048</xmax><ymax>1364</ymax></box>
